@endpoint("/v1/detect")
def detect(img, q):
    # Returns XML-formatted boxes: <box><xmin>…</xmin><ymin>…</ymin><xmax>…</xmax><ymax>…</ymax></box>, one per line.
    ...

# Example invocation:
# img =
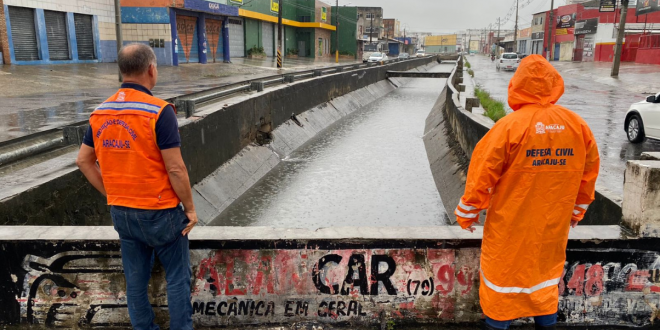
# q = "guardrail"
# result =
<box><xmin>172</xmin><ymin>57</ymin><xmax>426</xmax><ymax>118</ymax></box>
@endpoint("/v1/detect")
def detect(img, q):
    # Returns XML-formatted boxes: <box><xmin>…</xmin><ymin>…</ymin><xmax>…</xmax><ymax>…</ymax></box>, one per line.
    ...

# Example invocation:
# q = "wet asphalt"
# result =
<box><xmin>210</xmin><ymin>65</ymin><xmax>452</xmax><ymax>229</ymax></box>
<box><xmin>467</xmin><ymin>54</ymin><xmax>660</xmax><ymax>198</ymax></box>
<box><xmin>0</xmin><ymin>57</ymin><xmax>360</xmax><ymax>143</ymax></box>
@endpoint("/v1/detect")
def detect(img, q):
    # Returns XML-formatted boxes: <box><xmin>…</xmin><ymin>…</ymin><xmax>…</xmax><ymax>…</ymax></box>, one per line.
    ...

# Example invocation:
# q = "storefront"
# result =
<box><xmin>4</xmin><ymin>1</ymin><xmax>104</xmax><ymax>65</ymax></box>
<box><xmin>170</xmin><ymin>0</ymin><xmax>238</xmax><ymax>65</ymax></box>
<box><xmin>574</xmin><ymin>18</ymin><xmax>598</xmax><ymax>62</ymax></box>
<box><xmin>531</xmin><ymin>32</ymin><xmax>544</xmax><ymax>55</ymax></box>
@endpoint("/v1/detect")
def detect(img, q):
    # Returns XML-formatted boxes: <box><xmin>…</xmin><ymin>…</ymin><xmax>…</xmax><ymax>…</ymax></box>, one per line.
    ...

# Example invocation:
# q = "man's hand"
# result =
<box><xmin>571</xmin><ymin>220</ymin><xmax>579</xmax><ymax>228</ymax></box>
<box><xmin>182</xmin><ymin>209</ymin><xmax>198</xmax><ymax>236</ymax></box>
<box><xmin>464</xmin><ymin>220</ymin><xmax>481</xmax><ymax>233</ymax></box>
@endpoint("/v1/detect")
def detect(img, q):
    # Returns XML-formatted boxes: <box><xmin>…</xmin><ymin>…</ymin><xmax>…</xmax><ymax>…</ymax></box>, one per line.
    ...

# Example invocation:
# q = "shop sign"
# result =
<box><xmin>637</xmin><ymin>0</ymin><xmax>660</xmax><ymax>16</ymax></box>
<box><xmin>575</xmin><ymin>18</ymin><xmax>599</xmax><ymax>35</ymax></box>
<box><xmin>599</xmin><ymin>0</ymin><xmax>616</xmax><ymax>12</ymax></box>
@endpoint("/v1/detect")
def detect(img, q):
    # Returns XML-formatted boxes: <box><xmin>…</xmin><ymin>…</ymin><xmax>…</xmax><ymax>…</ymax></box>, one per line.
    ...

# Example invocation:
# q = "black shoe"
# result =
<box><xmin>535</xmin><ymin>325</ymin><xmax>556</xmax><ymax>330</ymax></box>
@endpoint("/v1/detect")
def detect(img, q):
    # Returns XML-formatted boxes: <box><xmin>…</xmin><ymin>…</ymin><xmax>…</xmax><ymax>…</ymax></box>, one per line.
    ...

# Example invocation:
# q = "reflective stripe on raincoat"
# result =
<box><xmin>454</xmin><ymin>55</ymin><xmax>600</xmax><ymax>320</ymax></box>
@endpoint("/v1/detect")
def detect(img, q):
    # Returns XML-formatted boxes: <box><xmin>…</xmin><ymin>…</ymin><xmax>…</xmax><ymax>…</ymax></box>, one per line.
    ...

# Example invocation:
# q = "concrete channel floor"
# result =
<box><xmin>466</xmin><ymin>54</ymin><xmax>660</xmax><ymax>198</ymax></box>
<box><xmin>0</xmin><ymin>57</ymin><xmax>360</xmax><ymax>143</ymax></box>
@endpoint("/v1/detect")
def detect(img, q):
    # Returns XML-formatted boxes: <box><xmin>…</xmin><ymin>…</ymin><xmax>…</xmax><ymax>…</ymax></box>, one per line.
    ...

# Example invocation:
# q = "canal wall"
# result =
<box><xmin>0</xmin><ymin>56</ymin><xmax>436</xmax><ymax>226</ymax></box>
<box><xmin>424</xmin><ymin>57</ymin><xmax>623</xmax><ymax>226</ymax></box>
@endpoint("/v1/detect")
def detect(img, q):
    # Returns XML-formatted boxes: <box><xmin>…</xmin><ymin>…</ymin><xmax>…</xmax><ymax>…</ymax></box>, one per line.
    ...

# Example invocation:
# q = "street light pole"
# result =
<box><xmin>611</xmin><ymin>0</ymin><xmax>629</xmax><ymax>77</ymax></box>
<box><xmin>277</xmin><ymin>0</ymin><xmax>283</xmax><ymax>68</ymax></box>
<box><xmin>114</xmin><ymin>0</ymin><xmax>123</xmax><ymax>82</ymax></box>
<box><xmin>335</xmin><ymin>0</ymin><xmax>339</xmax><ymax>63</ymax></box>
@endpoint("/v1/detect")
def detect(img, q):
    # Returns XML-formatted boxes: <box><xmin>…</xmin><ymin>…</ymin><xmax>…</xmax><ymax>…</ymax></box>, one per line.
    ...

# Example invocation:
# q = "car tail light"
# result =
<box><xmin>500</xmin><ymin>60</ymin><xmax>503</xmax><ymax>63</ymax></box>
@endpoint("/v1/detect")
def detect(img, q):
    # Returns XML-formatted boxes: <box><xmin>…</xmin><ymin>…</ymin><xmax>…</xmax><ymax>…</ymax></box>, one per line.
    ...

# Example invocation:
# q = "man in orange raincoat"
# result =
<box><xmin>454</xmin><ymin>55</ymin><xmax>600</xmax><ymax>329</ymax></box>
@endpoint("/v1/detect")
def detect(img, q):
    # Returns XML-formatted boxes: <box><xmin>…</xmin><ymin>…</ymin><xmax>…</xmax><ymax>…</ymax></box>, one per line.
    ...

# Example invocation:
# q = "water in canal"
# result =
<box><xmin>209</xmin><ymin>65</ymin><xmax>451</xmax><ymax>229</ymax></box>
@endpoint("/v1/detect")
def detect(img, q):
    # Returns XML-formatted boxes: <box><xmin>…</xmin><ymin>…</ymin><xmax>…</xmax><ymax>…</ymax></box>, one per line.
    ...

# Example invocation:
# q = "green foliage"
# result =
<box><xmin>464</xmin><ymin>58</ymin><xmax>472</xmax><ymax>69</ymax></box>
<box><xmin>468</xmin><ymin>68</ymin><xmax>474</xmax><ymax>77</ymax></box>
<box><xmin>475</xmin><ymin>86</ymin><xmax>507</xmax><ymax>122</ymax></box>
<box><xmin>339</xmin><ymin>50</ymin><xmax>355</xmax><ymax>56</ymax></box>
<box><xmin>286</xmin><ymin>48</ymin><xmax>298</xmax><ymax>55</ymax></box>
<box><xmin>386</xmin><ymin>320</ymin><xmax>396</xmax><ymax>330</ymax></box>
<box><xmin>247</xmin><ymin>46</ymin><xmax>266</xmax><ymax>56</ymax></box>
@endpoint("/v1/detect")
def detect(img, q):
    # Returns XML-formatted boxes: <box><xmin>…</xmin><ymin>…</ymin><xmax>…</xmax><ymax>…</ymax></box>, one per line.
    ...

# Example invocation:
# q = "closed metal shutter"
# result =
<box><xmin>44</xmin><ymin>10</ymin><xmax>70</xmax><ymax>60</ymax></box>
<box><xmin>74</xmin><ymin>14</ymin><xmax>95</xmax><ymax>60</ymax></box>
<box><xmin>176</xmin><ymin>15</ymin><xmax>199</xmax><ymax>63</ymax></box>
<box><xmin>8</xmin><ymin>7</ymin><xmax>39</xmax><ymax>61</ymax></box>
<box><xmin>228</xmin><ymin>18</ymin><xmax>244</xmax><ymax>58</ymax></box>
<box><xmin>206</xmin><ymin>18</ymin><xmax>223</xmax><ymax>63</ymax></box>
<box><xmin>262</xmin><ymin>22</ymin><xmax>274</xmax><ymax>57</ymax></box>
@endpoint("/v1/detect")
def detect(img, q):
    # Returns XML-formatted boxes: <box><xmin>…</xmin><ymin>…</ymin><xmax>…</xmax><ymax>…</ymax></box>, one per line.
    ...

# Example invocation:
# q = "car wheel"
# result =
<box><xmin>627</xmin><ymin>114</ymin><xmax>645</xmax><ymax>143</ymax></box>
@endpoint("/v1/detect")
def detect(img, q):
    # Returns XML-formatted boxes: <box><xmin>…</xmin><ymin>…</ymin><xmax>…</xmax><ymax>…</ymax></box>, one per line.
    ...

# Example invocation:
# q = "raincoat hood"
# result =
<box><xmin>508</xmin><ymin>54</ymin><xmax>565</xmax><ymax>111</ymax></box>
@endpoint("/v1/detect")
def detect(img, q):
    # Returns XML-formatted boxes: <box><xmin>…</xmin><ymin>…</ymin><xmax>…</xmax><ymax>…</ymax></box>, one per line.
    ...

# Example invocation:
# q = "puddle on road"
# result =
<box><xmin>210</xmin><ymin>69</ymin><xmax>449</xmax><ymax>229</ymax></box>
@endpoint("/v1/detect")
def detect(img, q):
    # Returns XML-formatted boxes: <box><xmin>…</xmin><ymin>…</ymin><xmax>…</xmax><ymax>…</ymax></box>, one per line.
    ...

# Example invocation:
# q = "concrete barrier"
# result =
<box><xmin>7</xmin><ymin>225</ymin><xmax>659</xmax><ymax>328</ymax></box>
<box><xmin>424</xmin><ymin>57</ymin><xmax>622</xmax><ymax>227</ymax></box>
<box><xmin>0</xmin><ymin>57</ymin><xmax>437</xmax><ymax>227</ymax></box>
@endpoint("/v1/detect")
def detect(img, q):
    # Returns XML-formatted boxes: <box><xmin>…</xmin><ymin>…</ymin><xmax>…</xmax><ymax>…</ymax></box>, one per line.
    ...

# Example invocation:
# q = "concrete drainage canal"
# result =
<box><xmin>0</xmin><ymin>55</ymin><xmax>659</xmax><ymax>329</ymax></box>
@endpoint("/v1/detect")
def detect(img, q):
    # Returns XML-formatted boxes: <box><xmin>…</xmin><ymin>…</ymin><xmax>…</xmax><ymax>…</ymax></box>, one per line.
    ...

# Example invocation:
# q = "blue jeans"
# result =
<box><xmin>486</xmin><ymin>313</ymin><xmax>557</xmax><ymax>329</ymax></box>
<box><xmin>111</xmin><ymin>205</ymin><xmax>193</xmax><ymax>330</ymax></box>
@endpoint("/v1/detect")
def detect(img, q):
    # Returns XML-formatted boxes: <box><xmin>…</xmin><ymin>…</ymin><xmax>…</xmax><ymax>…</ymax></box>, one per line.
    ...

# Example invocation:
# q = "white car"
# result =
<box><xmin>415</xmin><ymin>50</ymin><xmax>425</xmax><ymax>57</ymax></box>
<box><xmin>496</xmin><ymin>53</ymin><xmax>520</xmax><ymax>71</ymax></box>
<box><xmin>368</xmin><ymin>52</ymin><xmax>388</xmax><ymax>62</ymax></box>
<box><xmin>625</xmin><ymin>92</ymin><xmax>660</xmax><ymax>143</ymax></box>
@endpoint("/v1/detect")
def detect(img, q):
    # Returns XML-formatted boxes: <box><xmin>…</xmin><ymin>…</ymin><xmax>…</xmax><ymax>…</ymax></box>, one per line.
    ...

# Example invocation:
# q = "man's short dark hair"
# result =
<box><xmin>118</xmin><ymin>43</ymin><xmax>157</xmax><ymax>76</ymax></box>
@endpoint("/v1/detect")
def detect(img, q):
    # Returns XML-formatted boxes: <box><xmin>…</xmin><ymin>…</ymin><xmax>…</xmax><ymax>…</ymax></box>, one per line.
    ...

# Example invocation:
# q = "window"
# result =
<box><xmin>503</xmin><ymin>54</ymin><xmax>518</xmax><ymax>59</ymax></box>
<box><xmin>299</xmin><ymin>16</ymin><xmax>311</xmax><ymax>22</ymax></box>
<box><xmin>366</xmin><ymin>13</ymin><xmax>374</xmax><ymax>19</ymax></box>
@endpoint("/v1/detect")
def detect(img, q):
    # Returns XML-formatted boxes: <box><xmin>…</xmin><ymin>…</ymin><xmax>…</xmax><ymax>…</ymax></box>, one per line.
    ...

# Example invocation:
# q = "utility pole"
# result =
<box><xmin>335</xmin><ymin>0</ymin><xmax>339</xmax><ymax>63</ymax></box>
<box><xmin>611</xmin><ymin>0</ymin><xmax>630</xmax><ymax>77</ymax></box>
<box><xmin>513</xmin><ymin>0</ymin><xmax>519</xmax><ymax>53</ymax></box>
<box><xmin>369</xmin><ymin>14</ymin><xmax>374</xmax><ymax>45</ymax></box>
<box><xmin>277</xmin><ymin>0</ymin><xmax>283</xmax><ymax>68</ymax></box>
<box><xmin>547</xmin><ymin>0</ymin><xmax>554</xmax><ymax>60</ymax></box>
<box><xmin>497</xmin><ymin>17</ymin><xmax>501</xmax><ymax>57</ymax></box>
<box><xmin>114</xmin><ymin>0</ymin><xmax>123</xmax><ymax>82</ymax></box>
<box><xmin>488</xmin><ymin>24</ymin><xmax>492</xmax><ymax>54</ymax></box>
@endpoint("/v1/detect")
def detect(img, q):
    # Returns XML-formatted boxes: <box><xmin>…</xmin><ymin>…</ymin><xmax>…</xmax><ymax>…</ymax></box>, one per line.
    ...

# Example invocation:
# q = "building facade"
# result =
<box><xmin>357</xmin><ymin>7</ymin><xmax>383</xmax><ymax>45</ymax></box>
<box><xmin>2</xmin><ymin>0</ymin><xmax>114</xmax><ymax>65</ymax></box>
<box><xmin>383</xmin><ymin>18</ymin><xmax>400</xmax><ymax>39</ymax></box>
<box><xmin>425</xmin><ymin>34</ymin><xmax>457</xmax><ymax>54</ymax></box>
<box><xmin>331</xmin><ymin>6</ymin><xmax>358</xmax><ymax>59</ymax></box>
<box><xmin>532</xmin><ymin>2</ymin><xmax>660</xmax><ymax>63</ymax></box>
<box><xmin>531</xmin><ymin>12</ymin><xmax>546</xmax><ymax>55</ymax></box>
<box><xmin>517</xmin><ymin>27</ymin><xmax>531</xmax><ymax>55</ymax></box>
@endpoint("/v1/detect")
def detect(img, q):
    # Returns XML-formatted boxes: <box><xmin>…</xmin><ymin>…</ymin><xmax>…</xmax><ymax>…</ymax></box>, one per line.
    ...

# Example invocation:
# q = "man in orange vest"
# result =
<box><xmin>76</xmin><ymin>43</ymin><xmax>198</xmax><ymax>330</ymax></box>
<box><xmin>454</xmin><ymin>55</ymin><xmax>600</xmax><ymax>329</ymax></box>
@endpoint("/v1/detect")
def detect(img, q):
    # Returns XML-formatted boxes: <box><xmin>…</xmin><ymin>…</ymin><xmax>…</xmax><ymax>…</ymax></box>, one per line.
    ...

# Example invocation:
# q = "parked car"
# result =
<box><xmin>368</xmin><ymin>52</ymin><xmax>388</xmax><ymax>63</ymax></box>
<box><xmin>496</xmin><ymin>53</ymin><xmax>521</xmax><ymax>71</ymax></box>
<box><xmin>625</xmin><ymin>92</ymin><xmax>660</xmax><ymax>143</ymax></box>
<box><xmin>398</xmin><ymin>53</ymin><xmax>410</xmax><ymax>59</ymax></box>
<box><xmin>415</xmin><ymin>50</ymin><xmax>425</xmax><ymax>57</ymax></box>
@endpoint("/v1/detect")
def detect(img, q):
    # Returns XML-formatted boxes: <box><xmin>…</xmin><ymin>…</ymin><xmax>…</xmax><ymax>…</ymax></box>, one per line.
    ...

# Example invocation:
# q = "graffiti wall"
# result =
<box><xmin>1</xmin><ymin>239</ymin><xmax>660</xmax><ymax>328</ymax></box>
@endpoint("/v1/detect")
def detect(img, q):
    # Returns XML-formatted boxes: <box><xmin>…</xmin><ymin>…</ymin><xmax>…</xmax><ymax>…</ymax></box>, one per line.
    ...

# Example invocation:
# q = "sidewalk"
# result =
<box><xmin>0</xmin><ymin>57</ymin><xmax>360</xmax><ymax>143</ymax></box>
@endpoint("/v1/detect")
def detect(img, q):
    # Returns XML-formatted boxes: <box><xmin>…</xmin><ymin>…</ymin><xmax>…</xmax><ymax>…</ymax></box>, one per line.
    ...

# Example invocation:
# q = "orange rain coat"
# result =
<box><xmin>454</xmin><ymin>55</ymin><xmax>600</xmax><ymax>321</ymax></box>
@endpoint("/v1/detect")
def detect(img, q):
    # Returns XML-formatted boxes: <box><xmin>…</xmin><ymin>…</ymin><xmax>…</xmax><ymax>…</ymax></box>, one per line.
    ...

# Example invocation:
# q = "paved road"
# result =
<box><xmin>211</xmin><ymin>64</ymin><xmax>454</xmax><ymax>229</ymax></box>
<box><xmin>0</xmin><ymin>57</ymin><xmax>359</xmax><ymax>143</ymax></box>
<box><xmin>467</xmin><ymin>54</ymin><xmax>660</xmax><ymax>198</ymax></box>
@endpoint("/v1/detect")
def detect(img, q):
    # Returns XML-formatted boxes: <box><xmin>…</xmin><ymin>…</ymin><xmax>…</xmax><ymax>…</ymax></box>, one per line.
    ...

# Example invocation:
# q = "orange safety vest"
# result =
<box><xmin>454</xmin><ymin>55</ymin><xmax>600</xmax><ymax>320</ymax></box>
<box><xmin>90</xmin><ymin>88</ymin><xmax>180</xmax><ymax>210</ymax></box>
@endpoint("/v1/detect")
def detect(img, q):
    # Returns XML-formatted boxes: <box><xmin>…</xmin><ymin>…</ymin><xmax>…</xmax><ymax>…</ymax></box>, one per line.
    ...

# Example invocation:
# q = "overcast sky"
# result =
<box><xmin>334</xmin><ymin>0</ymin><xmax>570</xmax><ymax>34</ymax></box>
